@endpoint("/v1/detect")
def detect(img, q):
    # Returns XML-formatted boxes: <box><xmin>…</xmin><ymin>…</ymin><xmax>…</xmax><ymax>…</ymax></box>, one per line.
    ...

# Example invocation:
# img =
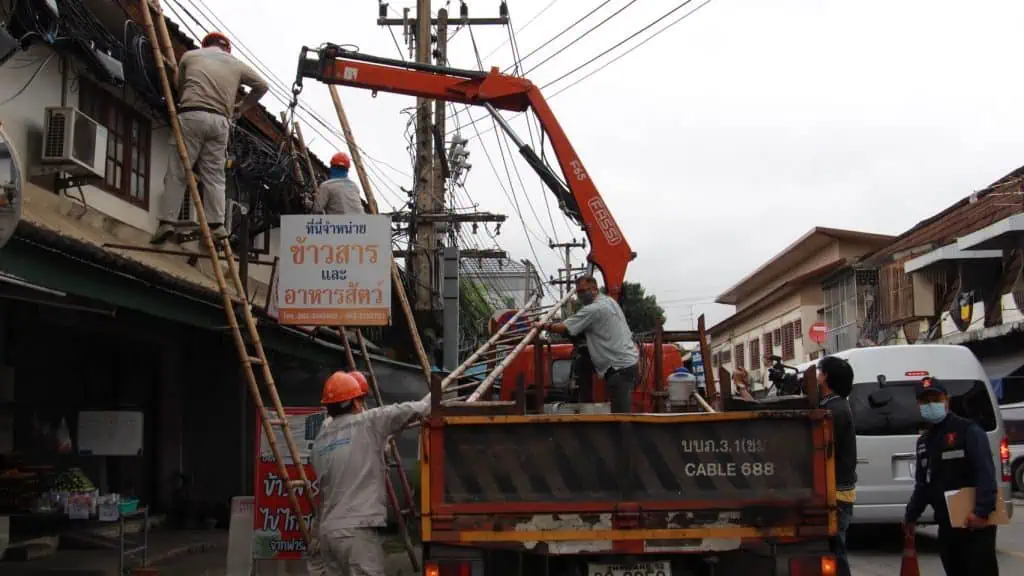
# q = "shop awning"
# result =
<box><xmin>980</xmin><ymin>351</ymin><xmax>1024</xmax><ymax>381</ymax></box>
<box><xmin>980</xmin><ymin>350</ymin><xmax>1024</xmax><ymax>401</ymax></box>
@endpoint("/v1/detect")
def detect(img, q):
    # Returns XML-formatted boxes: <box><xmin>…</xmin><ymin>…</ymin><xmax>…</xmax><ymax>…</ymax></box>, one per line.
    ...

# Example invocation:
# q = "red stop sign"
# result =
<box><xmin>808</xmin><ymin>322</ymin><xmax>828</xmax><ymax>344</ymax></box>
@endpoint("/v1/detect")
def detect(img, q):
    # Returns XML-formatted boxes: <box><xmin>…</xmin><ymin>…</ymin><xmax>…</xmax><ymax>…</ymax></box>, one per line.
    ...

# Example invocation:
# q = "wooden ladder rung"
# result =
<box><xmin>247</xmin><ymin>356</ymin><xmax>264</xmax><ymax>366</ymax></box>
<box><xmin>287</xmin><ymin>479</ymin><xmax>308</xmax><ymax>489</ymax></box>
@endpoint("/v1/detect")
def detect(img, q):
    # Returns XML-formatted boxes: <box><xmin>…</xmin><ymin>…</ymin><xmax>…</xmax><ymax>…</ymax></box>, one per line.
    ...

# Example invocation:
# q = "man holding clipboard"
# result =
<box><xmin>903</xmin><ymin>377</ymin><xmax>1004</xmax><ymax>576</ymax></box>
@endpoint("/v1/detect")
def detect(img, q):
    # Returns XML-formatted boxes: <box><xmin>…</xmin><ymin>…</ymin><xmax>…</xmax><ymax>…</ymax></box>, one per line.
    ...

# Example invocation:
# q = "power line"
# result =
<box><xmin>509</xmin><ymin>0</ymin><xmax>613</xmax><ymax>72</ymax></box>
<box><xmin>479</xmin><ymin>0</ymin><xmax>564</xmax><ymax>62</ymax></box>
<box><xmin>543</xmin><ymin>0</ymin><xmax>709</xmax><ymax>91</ymax></box>
<box><xmin>549</xmin><ymin>0</ymin><xmax>716</xmax><ymax>97</ymax></box>
<box><xmin>522</xmin><ymin>0</ymin><xmax>640</xmax><ymax>76</ymax></box>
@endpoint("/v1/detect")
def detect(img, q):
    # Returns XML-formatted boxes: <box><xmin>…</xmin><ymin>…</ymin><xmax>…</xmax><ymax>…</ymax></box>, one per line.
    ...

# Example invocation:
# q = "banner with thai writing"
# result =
<box><xmin>277</xmin><ymin>214</ymin><xmax>392</xmax><ymax>326</ymax></box>
<box><xmin>253</xmin><ymin>407</ymin><xmax>324</xmax><ymax>560</ymax></box>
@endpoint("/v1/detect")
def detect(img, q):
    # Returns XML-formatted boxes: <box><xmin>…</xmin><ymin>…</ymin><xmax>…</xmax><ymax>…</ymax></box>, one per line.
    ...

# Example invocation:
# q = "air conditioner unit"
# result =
<box><xmin>40</xmin><ymin>107</ymin><xmax>108</xmax><ymax>178</ymax></box>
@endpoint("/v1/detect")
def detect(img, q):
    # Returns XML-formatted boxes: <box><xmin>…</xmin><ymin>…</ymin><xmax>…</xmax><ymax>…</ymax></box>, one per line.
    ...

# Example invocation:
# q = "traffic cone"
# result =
<box><xmin>900</xmin><ymin>528</ymin><xmax>920</xmax><ymax>576</ymax></box>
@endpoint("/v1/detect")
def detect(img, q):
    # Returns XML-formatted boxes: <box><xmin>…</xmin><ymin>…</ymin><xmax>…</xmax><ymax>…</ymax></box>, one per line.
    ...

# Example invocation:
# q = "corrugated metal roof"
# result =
<box><xmin>865</xmin><ymin>165</ymin><xmax>1024</xmax><ymax>264</ymax></box>
<box><xmin>460</xmin><ymin>257</ymin><xmax>530</xmax><ymax>276</ymax></box>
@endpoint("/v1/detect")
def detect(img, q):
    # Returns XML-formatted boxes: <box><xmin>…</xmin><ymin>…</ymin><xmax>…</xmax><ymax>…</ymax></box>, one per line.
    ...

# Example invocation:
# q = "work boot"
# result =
<box><xmin>150</xmin><ymin>221</ymin><xmax>175</xmax><ymax>245</ymax></box>
<box><xmin>209</xmin><ymin>224</ymin><xmax>229</xmax><ymax>242</ymax></box>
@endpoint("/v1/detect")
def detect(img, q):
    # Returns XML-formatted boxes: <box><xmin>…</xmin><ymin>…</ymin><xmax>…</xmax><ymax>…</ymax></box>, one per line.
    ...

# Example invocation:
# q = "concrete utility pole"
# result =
<box><xmin>378</xmin><ymin>2</ymin><xmax>510</xmax><ymax>315</ymax></box>
<box><xmin>412</xmin><ymin>0</ymin><xmax>434</xmax><ymax>313</ymax></box>
<box><xmin>549</xmin><ymin>239</ymin><xmax>587</xmax><ymax>317</ymax></box>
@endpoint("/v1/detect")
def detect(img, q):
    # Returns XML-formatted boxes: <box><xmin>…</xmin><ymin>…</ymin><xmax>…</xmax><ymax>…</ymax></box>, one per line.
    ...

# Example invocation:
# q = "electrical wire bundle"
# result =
<box><xmin>122</xmin><ymin>19</ymin><xmax>164</xmax><ymax>111</ymax></box>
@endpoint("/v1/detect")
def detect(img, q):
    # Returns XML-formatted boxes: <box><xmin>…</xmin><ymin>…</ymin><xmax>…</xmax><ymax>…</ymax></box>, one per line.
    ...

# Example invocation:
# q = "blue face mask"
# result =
<box><xmin>919</xmin><ymin>402</ymin><xmax>947</xmax><ymax>424</ymax></box>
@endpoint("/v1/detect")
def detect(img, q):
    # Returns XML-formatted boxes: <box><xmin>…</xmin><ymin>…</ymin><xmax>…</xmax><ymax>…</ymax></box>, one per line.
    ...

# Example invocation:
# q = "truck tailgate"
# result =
<box><xmin>422</xmin><ymin>411</ymin><xmax>835</xmax><ymax>546</ymax></box>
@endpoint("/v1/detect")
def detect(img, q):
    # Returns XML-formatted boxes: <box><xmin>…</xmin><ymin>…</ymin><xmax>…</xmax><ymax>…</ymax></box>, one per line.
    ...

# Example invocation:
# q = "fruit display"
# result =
<box><xmin>52</xmin><ymin>467</ymin><xmax>95</xmax><ymax>494</ymax></box>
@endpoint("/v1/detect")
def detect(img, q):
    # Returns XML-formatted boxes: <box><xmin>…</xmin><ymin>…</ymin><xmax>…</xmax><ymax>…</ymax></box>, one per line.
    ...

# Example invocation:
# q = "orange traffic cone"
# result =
<box><xmin>900</xmin><ymin>528</ymin><xmax>920</xmax><ymax>576</ymax></box>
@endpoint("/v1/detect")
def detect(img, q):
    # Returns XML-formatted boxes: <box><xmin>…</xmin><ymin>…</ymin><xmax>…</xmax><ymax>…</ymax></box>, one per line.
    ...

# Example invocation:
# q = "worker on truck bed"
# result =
<box><xmin>315</xmin><ymin>152</ymin><xmax>365</xmax><ymax>215</ymax></box>
<box><xmin>151</xmin><ymin>31</ymin><xmax>268</xmax><ymax>245</ymax></box>
<box><xmin>903</xmin><ymin>377</ymin><xmax>999</xmax><ymax>576</ymax></box>
<box><xmin>536</xmin><ymin>275</ymin><xmax>640</xmax><ymax>413</ymax></box>
<box><xmin>816</xmin><ymin>355</ymin><xmax>857</xmax><ymax>576</ymax></box>
<box><xmin>311</xmin><ymin>371</ymin><xmax>429</xmax><ymax>575</ymax></box>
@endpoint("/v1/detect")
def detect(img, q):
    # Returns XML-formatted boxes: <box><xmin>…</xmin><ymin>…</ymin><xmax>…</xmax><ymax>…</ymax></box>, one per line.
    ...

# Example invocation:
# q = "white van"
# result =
<box><xmin>812</xmin><ymin>345</ymin><xmax>1012</xmax><ymax>525</ymax></box>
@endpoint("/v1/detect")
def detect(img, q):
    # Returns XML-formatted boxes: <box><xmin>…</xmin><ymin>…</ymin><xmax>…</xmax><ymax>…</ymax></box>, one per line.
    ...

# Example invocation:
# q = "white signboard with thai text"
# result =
<box><xmin>276</xmin><ymin>214</ymin><xmax>392</xmax><ymax>326</ymax></box>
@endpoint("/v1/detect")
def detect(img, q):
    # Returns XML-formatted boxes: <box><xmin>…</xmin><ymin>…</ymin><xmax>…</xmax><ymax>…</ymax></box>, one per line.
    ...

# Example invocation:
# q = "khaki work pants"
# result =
<box><xmin>159</xmin><ymin>110</ymin><xmax>229</xmax><ymax>225</ymax></box>
<box><xmin>320</xmin><ymin>528</ymin><xmax>386</xmax><ymax>576</ymax></box>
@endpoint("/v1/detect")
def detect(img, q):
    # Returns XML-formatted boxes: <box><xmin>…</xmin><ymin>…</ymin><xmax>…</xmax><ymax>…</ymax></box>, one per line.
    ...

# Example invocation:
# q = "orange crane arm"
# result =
<box><xmin>295</xmin><ymin>45</ymin><xmax>635</xmax><ymax>298</ymax></box>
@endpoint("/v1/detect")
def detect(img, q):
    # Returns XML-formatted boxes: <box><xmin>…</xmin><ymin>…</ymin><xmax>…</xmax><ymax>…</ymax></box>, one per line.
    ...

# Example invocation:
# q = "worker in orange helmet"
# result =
<box><xmin>313</xmin><ymin>152</ymin><xmax>365</xmax><ymax>215</ymax></box>
<box><xmin>151</xmin><ymin>31</ymin><xmax>268</xmax><ymax>245</ymax></box>
<box><xmin>310</xmin><ymin>371</ymin><xmax>429</xmax><ymax>575</ymax></box>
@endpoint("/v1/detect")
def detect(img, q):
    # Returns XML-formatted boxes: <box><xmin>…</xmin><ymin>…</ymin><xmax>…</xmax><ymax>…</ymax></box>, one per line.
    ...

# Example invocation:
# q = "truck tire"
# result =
<box><xmin>1014</xmin><ymin>459</ymin><xmax>1024</xmax><ymax>493</ymax></box>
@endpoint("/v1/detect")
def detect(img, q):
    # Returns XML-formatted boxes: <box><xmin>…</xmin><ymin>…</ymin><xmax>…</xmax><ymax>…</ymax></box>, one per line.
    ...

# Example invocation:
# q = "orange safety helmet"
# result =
<box><xmin>321</xmin><ymin>371</ymin><xmax>364</xmax><ymax>405</ymax></box>
<box><xmin>330</xmin><ymin>152</ymin><xmax>351</xmax><ymax>169</ymax></box>
<box><xmin>350</xmin><ymin>371</ymin><xmax>370</xmax><ymax>396</ymax></box>
<box><xmin>201</xmin><ymin>32</ymin><xmax>232</xmax><ymax>52</ymax></box>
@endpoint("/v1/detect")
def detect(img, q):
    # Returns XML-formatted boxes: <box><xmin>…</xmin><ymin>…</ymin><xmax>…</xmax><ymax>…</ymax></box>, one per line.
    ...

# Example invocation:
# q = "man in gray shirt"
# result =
<box><xmin>537</xmin><ymin>276</ymin><xmax>640</xmax><ymax>413</ymax></box>
<box><xmin>151</xmin><ymin>31</ymin><xmax>268</xmax><ymax>244</ymax></box>
<box><xmin>311</xmin><ymin>371</ymin><xmax>430</xmax><ymax>575</ymax></box>
<box><xmin>315</xmin><ymin>152</ymin><xmax>365</xmax><ymax>215</ymax></box>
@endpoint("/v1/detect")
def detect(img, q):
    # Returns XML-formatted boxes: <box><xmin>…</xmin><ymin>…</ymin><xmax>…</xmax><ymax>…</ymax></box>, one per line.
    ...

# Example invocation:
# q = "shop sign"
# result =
<box><xmin>276</xmin><ymin>214</ymin><xmax>392</xmax><ymax>326</ymax></box>
<box><xmin>253</xmin><ymin>407</ymin><xmax>323</xmax><ymax>560</ymax></box>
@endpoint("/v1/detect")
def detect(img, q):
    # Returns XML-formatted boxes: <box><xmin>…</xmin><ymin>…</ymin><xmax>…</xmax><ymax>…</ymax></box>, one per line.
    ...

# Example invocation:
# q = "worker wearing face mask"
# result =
<box><xmin>903</xmin><ymin>377</ymin><xmax>999</xmax><ymax>576</ymax></box>
<box><xmin>535</xmin><ymin>275</ymin><xmax>639</xmax><ymax>413</ymax></box>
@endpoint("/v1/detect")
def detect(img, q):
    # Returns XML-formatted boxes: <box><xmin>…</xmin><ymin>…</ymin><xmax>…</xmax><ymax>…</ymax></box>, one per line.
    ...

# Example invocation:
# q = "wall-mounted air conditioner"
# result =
<box><xmin>40</xmin><ymin>107</ymin><xmax>108</xmax><ymax>178</ymax></box>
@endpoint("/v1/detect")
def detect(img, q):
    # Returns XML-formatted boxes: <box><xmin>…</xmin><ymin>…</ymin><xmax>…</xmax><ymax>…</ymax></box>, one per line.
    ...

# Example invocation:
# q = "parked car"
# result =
<box><xmin>823</xmin><ymin>345</ymin><xmax>1012</xmax><ymax>526</ymax></box>
<box><xmin>1001</xmin><ymin>401</ymin><xmax>1024</xmax><ymax>492</ymax></box>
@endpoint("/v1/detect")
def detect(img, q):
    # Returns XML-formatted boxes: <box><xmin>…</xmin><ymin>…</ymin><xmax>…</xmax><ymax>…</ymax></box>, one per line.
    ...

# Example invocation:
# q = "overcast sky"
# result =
<box><xmin>173</xmin><ymin>0</ymin><xmax>1024</xmax><ymax>328</ymax></box>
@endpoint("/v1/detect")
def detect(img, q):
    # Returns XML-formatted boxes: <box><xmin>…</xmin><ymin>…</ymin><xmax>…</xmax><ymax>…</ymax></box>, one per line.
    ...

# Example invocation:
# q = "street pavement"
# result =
<box><xmin>850</xmin><ymin>498</ymin><xmax>1024</xmax><ymax>576</ymax></box>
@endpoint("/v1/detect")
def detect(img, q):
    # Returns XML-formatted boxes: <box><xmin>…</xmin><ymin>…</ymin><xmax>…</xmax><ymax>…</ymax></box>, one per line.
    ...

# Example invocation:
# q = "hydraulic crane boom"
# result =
<box><xmin>294</xmin><ymin>44</ymin><xmax>635</xmax><ymax>298</ymax></box>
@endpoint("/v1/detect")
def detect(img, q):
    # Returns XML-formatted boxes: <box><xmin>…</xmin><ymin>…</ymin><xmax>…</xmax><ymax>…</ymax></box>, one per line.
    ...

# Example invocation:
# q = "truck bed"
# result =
<box><xmin>420</xmin><ymin>410</ymin><xmax>836</xmax><ymax>551</ymax></box>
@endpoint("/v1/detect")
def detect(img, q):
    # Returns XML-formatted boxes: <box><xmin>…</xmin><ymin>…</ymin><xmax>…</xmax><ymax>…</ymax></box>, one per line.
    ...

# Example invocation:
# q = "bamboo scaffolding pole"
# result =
<box><xmin>465</xmin><ymin>291</ymin><xmax>574</xmax><ymax>402</ymax></box>
<box><xmin>327</xmin><ymin>85</ymin><xmax>433</xmax><ymax>386</ymax></box>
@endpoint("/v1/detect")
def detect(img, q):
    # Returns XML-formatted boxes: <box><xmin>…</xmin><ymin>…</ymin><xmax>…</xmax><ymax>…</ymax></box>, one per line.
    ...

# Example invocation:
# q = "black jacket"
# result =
<box><xmin>904</xmin><ymin>412</ymin><xmax>997</xmax><ymax>525</ymax></box>
<box><xmin>821</xmin><ymin>394</ymin><xmax>858</xmax><ymax>491</ymax></box>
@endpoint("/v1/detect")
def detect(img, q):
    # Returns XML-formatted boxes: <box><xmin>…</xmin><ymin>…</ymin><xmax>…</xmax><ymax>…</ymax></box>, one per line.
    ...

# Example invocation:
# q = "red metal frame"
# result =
<box><xmin>299</xmin><ymin>46</ymin><xmax>634</xmax><ymax>298</ymax></box>
<box><xmin>421</xmin><ymin>411</ymin><xmax>836</xmax><ymax>543</ymax></box>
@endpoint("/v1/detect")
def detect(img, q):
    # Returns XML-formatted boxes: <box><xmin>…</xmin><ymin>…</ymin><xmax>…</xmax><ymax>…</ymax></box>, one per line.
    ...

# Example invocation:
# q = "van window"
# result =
<box><xmin>849</xmin><ymin>379</ymin><xmax>997</xmax><ymax>436</ymax></box>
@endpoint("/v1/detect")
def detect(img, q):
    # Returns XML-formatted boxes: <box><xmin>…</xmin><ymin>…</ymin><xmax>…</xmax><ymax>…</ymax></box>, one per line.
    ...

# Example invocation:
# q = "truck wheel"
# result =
<box><xmin>1014</xmin><ymin>460</ymin><xmax>1024</xmax><ymax>493</ymax></box>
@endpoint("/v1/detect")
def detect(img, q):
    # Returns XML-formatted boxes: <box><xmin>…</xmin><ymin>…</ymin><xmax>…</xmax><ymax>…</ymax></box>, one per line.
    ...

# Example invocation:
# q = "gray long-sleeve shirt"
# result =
<box><xmin>311</xmin><ymin>400</ymin><xmax>430</xmax><ymax>534</ymax></box>
<box><xmin>564</xmin><ymin>294</ymin><xmax>639</xmax><ymax>377</ymax></box>
<box><xmin>177</xmin><ymin>47</ymin><xmax>268</xmax><ymax>118</ymax></box>
<box><xmin>314</xmin><ymin>177</ymin><xmax>364</xmax><ymax>215</ymax></box>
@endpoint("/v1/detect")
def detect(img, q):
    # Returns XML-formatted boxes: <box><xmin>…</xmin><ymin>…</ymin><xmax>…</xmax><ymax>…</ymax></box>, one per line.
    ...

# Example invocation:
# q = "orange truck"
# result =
<box><xmin>297</xmin><ymin>44</ymin><xmax>838</xmax><ymax>576</ymax></box>
<box><xmin>497</xmin><ymin>341</ymin><xmax>683</xmax><ymax>412</ymax></box>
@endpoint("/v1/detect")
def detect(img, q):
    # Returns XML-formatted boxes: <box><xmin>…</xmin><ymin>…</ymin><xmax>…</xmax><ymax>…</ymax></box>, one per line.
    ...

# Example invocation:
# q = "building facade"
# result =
<box><xmin>0</xmin><ymin>1</ymin><xmax>432</xmax><ymax>530</ymax></box>
<box><xmin>709</xmin><ymin>227</ymin><xmax>895</xmax><ymax>393</ymax></box>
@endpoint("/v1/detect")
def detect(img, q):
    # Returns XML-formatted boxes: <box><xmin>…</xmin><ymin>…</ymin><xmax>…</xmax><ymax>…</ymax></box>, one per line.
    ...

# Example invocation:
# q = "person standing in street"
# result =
<box><xmin>151</xmin><ymin>31</ymin><xmax>268</xmax><ymax>244</ymax></box>
<box><xmin>816</xmin><ymin>355</ymin><xmax>857</xmax><ymax>576</ymax></box>
<box><xmin>315</xmin><ymin>152</ymin><xmax>365</xmax><ymax>215</ymax></box>
<box><xmin>904</xmin><ymin>377</ymin><xmax>1000</xmax><ymax>576</ymax></box>
<box><xmin>536</xmin><ymin>275</ymin><xmax>640</xmax><ymax>413</ymax></box>
<box><xmin>311</xmin><ymin>371</ymin><xmax>430</xmax><ymax>575</ymax></box>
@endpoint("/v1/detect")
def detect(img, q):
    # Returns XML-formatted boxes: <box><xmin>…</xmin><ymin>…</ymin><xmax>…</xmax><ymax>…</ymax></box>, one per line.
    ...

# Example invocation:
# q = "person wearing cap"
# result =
<box><xmin>314</xmin><ymin>152</ymin><xmax>365</xmax><ymax>215</ymax></box>
<box><xmin>311</xmin><ymin>371</ymin><xmax>429</xmax><ymax>575</ymax></box>
<box><xmin>151</xmin><ymin>31</ymin><xmax>268</xmax><ymax>245</ymax></box>
<box><xmin>903</xmin><ymin>377</ymin><xmax>999</xmax><ymax>576</ymax></box>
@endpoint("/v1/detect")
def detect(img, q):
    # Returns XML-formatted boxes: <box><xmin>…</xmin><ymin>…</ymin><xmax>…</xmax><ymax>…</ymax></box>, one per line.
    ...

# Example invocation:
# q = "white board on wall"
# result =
<box><xmin>77</xmin><ymin>411</ymin><xmax>144</xmax><ymax>456</ymax></box>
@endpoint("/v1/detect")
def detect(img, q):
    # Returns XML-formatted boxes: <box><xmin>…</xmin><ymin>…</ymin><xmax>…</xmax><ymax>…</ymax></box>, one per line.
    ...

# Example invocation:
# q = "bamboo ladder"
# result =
<box><xmin>137</xmin><ymin>0</ymin><xmax>315</xmax><ymax>544</ymax></box>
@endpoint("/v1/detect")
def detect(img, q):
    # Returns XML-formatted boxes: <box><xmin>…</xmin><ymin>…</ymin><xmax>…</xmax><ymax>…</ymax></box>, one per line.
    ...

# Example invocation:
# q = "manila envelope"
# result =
<box><xmin>944</xmin><ymin>487</ymin><xmax>1011</xmax><ymax>528</ymax></box>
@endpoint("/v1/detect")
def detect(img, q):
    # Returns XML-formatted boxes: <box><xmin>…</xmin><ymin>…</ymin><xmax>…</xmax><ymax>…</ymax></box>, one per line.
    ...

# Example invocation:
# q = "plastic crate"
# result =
<box><xmin>119</xmin><ymin>497</ymin><xmax>139</xmax><ymax>515</ymax></box>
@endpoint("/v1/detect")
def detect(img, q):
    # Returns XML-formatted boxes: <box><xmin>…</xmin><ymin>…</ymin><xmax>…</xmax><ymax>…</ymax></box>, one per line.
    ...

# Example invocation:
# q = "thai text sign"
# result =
<box><xmin>277</xmin><ymin>214</ymin><xmax>392</xmax><ymax>326</ymax></box>
<box><xmin>253</xmin><ymin>407</ymin><xmax>324</xmax><ymax>560</ymax></box>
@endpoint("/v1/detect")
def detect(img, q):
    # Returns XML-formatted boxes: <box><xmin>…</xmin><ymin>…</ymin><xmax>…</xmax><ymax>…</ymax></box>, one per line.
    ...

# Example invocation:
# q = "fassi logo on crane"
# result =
<box><xmin>587</xmin><ymin>197</ymin><xmax>623</xmax><ymax>246</ymax></box>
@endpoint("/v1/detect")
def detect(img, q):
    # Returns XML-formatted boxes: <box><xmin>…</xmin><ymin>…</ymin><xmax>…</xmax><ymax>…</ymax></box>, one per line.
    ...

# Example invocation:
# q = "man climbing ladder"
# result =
<box><xmin>150</xmin><ymin>30</ymin><xmax>268</xmax><ymax>245</ymax></box>
<box><xmin>137</xmin><ymin>0</ymin><xmax>314</xmax><ymax>545</ymax></box>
